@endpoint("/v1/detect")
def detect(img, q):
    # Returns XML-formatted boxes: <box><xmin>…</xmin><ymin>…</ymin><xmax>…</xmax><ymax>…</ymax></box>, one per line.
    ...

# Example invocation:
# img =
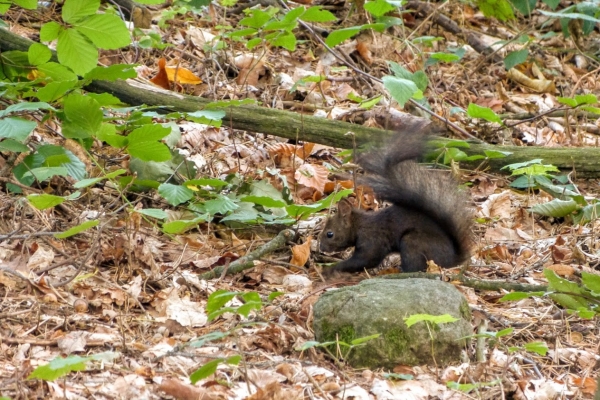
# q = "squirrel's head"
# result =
<box><xmin>318</xmin><ymin>198</ymin><xmax>356</xmax><ymax>253</ymax></box>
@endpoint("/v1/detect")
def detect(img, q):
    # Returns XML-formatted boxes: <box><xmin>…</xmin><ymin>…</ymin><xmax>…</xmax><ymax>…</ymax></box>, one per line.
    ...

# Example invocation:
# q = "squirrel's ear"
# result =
<box><xmin>337</xmin><ymin>198</ymin><xmax>353</xmax><ymax>217</ymax></box>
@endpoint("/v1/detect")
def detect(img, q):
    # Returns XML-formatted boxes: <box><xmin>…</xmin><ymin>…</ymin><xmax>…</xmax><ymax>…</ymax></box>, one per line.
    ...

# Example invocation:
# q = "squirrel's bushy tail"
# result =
<box><xmin>357</xmin><ymin>121</ymin><xmax>472</xmax><ymax>264</ymax></box>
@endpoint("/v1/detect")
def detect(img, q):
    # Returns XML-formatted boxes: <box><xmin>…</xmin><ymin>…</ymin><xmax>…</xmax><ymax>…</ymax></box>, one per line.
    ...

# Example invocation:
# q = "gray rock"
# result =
<box><xmin>312</xmin><ymin>278</ymin><xmax>471</xmax><ymax>369</ymax></box>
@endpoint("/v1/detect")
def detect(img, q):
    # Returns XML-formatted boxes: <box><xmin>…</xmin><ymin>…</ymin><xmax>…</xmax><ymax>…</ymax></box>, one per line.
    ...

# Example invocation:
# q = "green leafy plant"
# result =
<box><xmin>39</xmin><ymin>0</ymin><xmax>130</xmax><ymax>76</ymax></box>
<box><xmin>500</xmin><ymin>268</ymin><xmax>600</xmax><ymax>319</ymax></box>
<box><xmin>296</xmin><ymin>334</ymin><xmax>381</xmax><ymax>364</ymax></box>
<box><xmin>428</xmin><ymin>139</ymin><xmax>511</xmax><ymax>165</ymax></box>
<box><xmin>382</xmin><ymin>61</ymin><xmax>428</xmax><ymax>108</ymax></box>
<box><xmin>502</xmin><ymin>159</ymin><xmax>600</xmax><ymax>223</ymax></box>
<box><xmin>28</xmin><ymin>352</ymin><xmax>118</xmax><ymax>381</ymax></box>
<box><xmin>183</xmin><ymin>290</ymin><xmax>283</xmax><ymax>382</ymax></box>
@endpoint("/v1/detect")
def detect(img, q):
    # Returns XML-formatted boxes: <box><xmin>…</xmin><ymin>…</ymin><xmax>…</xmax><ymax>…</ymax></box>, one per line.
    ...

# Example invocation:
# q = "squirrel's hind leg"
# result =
<box><xmin>399</xmin><ymin>231</ymin><xmax>455</xmax><ymax>272</ymax></box>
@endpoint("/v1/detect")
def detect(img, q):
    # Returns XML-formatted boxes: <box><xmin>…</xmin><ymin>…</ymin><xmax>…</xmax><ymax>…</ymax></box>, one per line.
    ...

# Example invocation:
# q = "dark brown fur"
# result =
<box><xmin>318</xmin><ymin>123</ymin><xmax>472</xmax><ymax>274</ymax></box>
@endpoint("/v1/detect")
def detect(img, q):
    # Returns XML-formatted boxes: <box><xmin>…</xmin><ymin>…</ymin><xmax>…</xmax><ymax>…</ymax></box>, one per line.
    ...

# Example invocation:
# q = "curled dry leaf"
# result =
<box><xmin>290</xmin><ymin>237</ymin><xmax>311</xmax><ymax>267</ymax></box>
<box><xmin>234</xmin><ymin>54</ymin><xmax>266</xmax><ymax>86</ymax></box>
<box><xmin>507</xmin><ymin>65</ymin><xmax>554</xmax><ymax>93</ymax></box>
<box><xmin>267</xmin><ymin>142</ymin><xmax>316</xmax><ymax>166</ymax></box>
<box><xmin>356</xmin><ymin>41</ymin><xmax>373</xmax><ymax>65</ymax></box>
<box><xmin>295</xmin><ymin>164</ymin><xmax>329</xmax><ymax>192</ymax></box>
<box><xmin>150</xmin><ymin>58</ymin><xmax>170</xmax><ymax>90</ymax></box>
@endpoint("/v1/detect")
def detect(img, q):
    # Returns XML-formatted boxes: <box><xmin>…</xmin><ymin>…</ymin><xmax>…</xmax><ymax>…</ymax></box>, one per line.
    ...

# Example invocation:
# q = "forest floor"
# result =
<box><xmin>1</xmin><ymin>0</ymin><xmax>600</xmax><ymax>399</ymax></box>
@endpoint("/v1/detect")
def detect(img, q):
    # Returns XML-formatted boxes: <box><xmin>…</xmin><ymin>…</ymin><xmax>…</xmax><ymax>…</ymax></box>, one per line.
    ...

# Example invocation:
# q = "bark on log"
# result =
<box><xmin>2</xmin><ymin>28</ymin><xmax>600</xmax><ymax>177</ymax></box>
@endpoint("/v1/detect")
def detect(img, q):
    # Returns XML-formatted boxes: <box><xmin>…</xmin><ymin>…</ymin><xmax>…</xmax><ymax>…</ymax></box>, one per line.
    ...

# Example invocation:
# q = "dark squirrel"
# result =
<box><xmin>318</xmin><ymin>122</ymin><xmax>472</xmax><ymax>274</ymax></box>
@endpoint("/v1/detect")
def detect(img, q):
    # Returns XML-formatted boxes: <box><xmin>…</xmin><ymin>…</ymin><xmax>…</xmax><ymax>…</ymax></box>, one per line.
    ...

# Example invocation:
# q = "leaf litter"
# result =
<box><xmin>1</xmin><ymin>1</ymin><xmax>600</xmax><ymax>399</ymax></box>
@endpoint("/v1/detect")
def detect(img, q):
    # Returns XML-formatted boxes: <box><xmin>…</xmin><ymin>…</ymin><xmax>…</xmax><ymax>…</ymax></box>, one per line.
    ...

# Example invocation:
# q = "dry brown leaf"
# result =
<box><xmin>290</xmin><ymin>237</ymin><xmax>311</xmax><ymax>267</ymax></box>
<box><xmin>149</xmin><ymin>58</ymin><xmax>170</xmax><ymax>90</ymax></box>
<box><xmin>324</xmin><ymin>180</ymin><xmax>354</xmax><ymax>194</ymax></box>
<box><xmin>295</xmin><ymin>164</ymin><xmax>329</xmax><ymax>192</ymax></box>
<box><xmin>234</xmin><ymin>54</ymin><xmax>266</xmax><ymax>86</ymax></box>
<box><xmin>572</xmin><ymin>376</ymin><xmax>597</xmax><ymax>395</ymax></box>
<box><xmin>158</xmin><ymin>378</ymin><xmax>226</xmax><ymax>400</ymax></box>
<box><xmin>165</xmin><ymin>64</ymin><xmax>202</xmax><ymax>85</ymax></box>
<box><xmin>507</xmin><ymin>66</ymin><xmax>555</xmax><ymax>93</ymax></box>
<box><xmin>131</xmin><ymin>6</ymin><xmax>152</xmax><ymax>28</ymax></box>
<box><xmin>267</xmin><ymin>142</ymin><xmax>315</xmax><ymax>165</ymax></box>
<box><xmin>356</xmin><ymin>41</ymin><xmax>373</xmax><ymax>64</ymax></box>
<box><xmin>546</xmin><ymin>264</ymin><xmax>575</xmax><ymax>277</ymax></box>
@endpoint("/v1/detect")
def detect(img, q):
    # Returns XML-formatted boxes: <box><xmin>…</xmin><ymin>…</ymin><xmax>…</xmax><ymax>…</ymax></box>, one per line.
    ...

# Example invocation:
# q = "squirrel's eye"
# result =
<box><xmin>326</xmin><ymin>231</ymin><xmax>334</xmax><ymax>238</ymax></box>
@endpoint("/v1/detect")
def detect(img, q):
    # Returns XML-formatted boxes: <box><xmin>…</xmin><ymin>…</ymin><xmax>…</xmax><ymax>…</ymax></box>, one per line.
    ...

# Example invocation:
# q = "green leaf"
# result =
<box><xmin>203</xmin><ymin>196</ymin><xmax>239</xmax><ymax>215</ymax></box>
<box><xmin>477</xmin><ymin>0</ymin><xmax>515</xmax><ymax>21</ymax></box>
<box><xmin>523</xmin><ymin>341</ymin><xmax>548</xmax><ymax>356</ymax></box>
<box><xmin>382</xmin><ymin>75</ymin><xmax>421</xmax><ymax>107</ymax></box>
<box><xmin>125</xmin><ymin>124</ymin><xmax>172</xmax><ymax>161</ymax></box>
<box><xmin>127</xmin><ymin>140</ymin><xmax>171</xmax><ymax>162</ymax></box>
<box><xmin>189</xmin><ymin>331</ymin><xmax>231</xmax><ymax>348</ymax></box>
<box><xmin>557</xmin><ymin>97</ymin><xmax>577</xmax><ymax>107</ymax></box>
<box><xmin>269</xmin><ymin>31</ymin><xmax>296</xmax><ymax>51</ymax></box>
<box><xmin>580</xmin><ymin>106</ymin><xmax>600</xmax><ymax>115</ymax></box>
<box><xmin>0</xmin><ymin>117</ymin><xmax>36</xmax><ymax>142</ymax></box>
<box><xmin>23</xmin><ymin>166</ymin><xmax>69</xmax><ymax>182</ymax></box>
<box><xmin>364</xmin><ymin>0</ymin><xmax>396</xmax><ymax>17</ymax></box>
<box><xmin>1</xmin><ymin>101</ymin><xmax>55</xmax><ymax>116</ymax></box>
<box><xmin>325</xmin><ymin>26</ymin><xmax>362</xmax><ymax>47</ymax></box>
<box><xmin>539</xmin><ymin>10</ymin><xmax>600</xmax><ymax>24</ymax></box>
<box><xmin>286</xmin><ymin>189</ymin><xmax>353</xmax><ymax>219</ymax></box>
<box><xmin>75</xmin><ymin>14</ymin><xmax>130</xmax><ymax>49</ymax></box>
<box><xmin>86</xmin><ymin>93</ymin><xmax>122</xmax><ymax>106</ymax></box>
<box><xmin>62</xmin><ymin>94</ymin><xmax>103</xmax><ymax>139</ymax></box>
<box><xmin>429</xmin><ymin>52</ymin><xmax>461</xmax><ymax>63</ymax></box>
<box><xmin>158</xmin><ymin>183</ymin><xmax>195</xmax><ymax>206</ymax></box>
<box><xmin>240</xmin><ymin>9</ymin><xmax>272</xmax><ymax>29</ymax></box>
<box><xmin>499</xmin><ymin>291</ymin><xmax>545</xmax><ymax>301</ymax></box>
<box><xmin>574</xmin><ymin>94</ymin><xmax>597</xmax><ymax>105</ymax></box>
<box><xmin>189</xmin><ymin>359</ymin><xmax>221</xmax><ymax>384</ymax></box>
<box><xmin>28</xmin><ymin>43</ymin><xmax>52</xmax><ymax>66</ymax></box>
<box><xmin>582</xmin><ymin>271</ymin><xmax>600</xmax><ymax>296</ymax></box>
<box><xmin>530</xmin><ymin>198</ymin><xmax>579</xmax><ymax>218</ymax></box>
<box><xmin>404</xmin><ymin>313</ymin><xmax>459</xmax><ymax>328</ymax></box>
<box><xmin>12</xmin><ymin>0</ymin><xmax>38</xmax><ymax>9</ymax></box>
<box><xmin>495</xmin><ymin>327</ymin><xmax>514</xmax><ymax>337</ymax></box>
<box><xmin>206</xmin><ymin>290</ymin><xmax>238</xmax><ymax>314</ymax></box>
<box><xmin>0</xmin><ymin>139</ymin><xmax>30</xmax><ymax>152</ymax></box>
<box><xmin>185</xmin><ymin>109</ymin><xmax>225</xmax><ymax>126</ymax></box>
<box><xmin>57</xmin><ymin>28</ymin><xmax>98</xmax><ymax>76</ymax></box>
<box><xmin>84</xmin><ymin>64</ymin><xmax>138</xmax><ymax>81</ymax></box>
<box><xmin>301</xmin><ymin>6</ymin><xmax>337</xmax><ymax>22</ymax></box>
<box><xmin>268</xmin><ymin>291</ymin><xmax>284</xmax><ymax>301</ymax></box>
<box><xmin>28</xmin><ymin>355</ymin><xmax>89</xmax><ymax>381</ymax></box>
<box><xmin>509</xmin><ymin>0</ymin><xmax>537</xmax><ymax>15</ymax></box>
<box><xmin>467</xmin><ymin>103</ymin><xmax>502</xmax><ymax>124</ymax></box>
<box><xmin>134</xmin><ymin>208</ymin><xmax>168</xmax><ymax>220</ymax></box>
<box><xmin>504</xmin><ymin>49</ymin><xmax>528</xmax><ymax>70</ymax></box>
<box><xmin>242</xmin><ymin>196</ymin><xmax>287</xmax><ymax>208</ymax></box>
<box><xmin>27</xmin><ymin>194</ymin><xmax>66</xmax><ymax>210</ymax></box>
<box><xmin>162</xmin><ymin>217</ymin><xmax>205</xmax><ymax>234</ymax></box>
<box><xmin>37</xmin><ymin>80</ymin><xmax>79</xmax><ymax>102</ymax></box>
<box><xmin>350</xmin><ymin>333</ymin><xmax>380</xmax><ymax>345</ymax></box>
<box><xmin>184</xmin><ymin>178</ymin><xmax>229</xmax><ymax>188</ymax></box>
<box><xmin>36</xmin><ymin>62</ymin><xmax>78</xmax><ymax>82</ymax></box>
<box><xmin>40</xmin><ymin>21</ymin><xmax>62</xmax><ymax>42</ymax></box>
<box><xmin>129</xmin><ymin>123</ymin><xmax>171</xmax><ymax>142</ymax></box>
<box><xmin>55</xmin><ymin>220</ymin><xmax>99</xmax><ymax>238</ymax></box>
<box><xmin>62</xmin><ymin>0</ymin><xmax>100</xmax><ymax>23</ymax></box>
<box><xmin>544</xmin><ymin>269</ymin><xmax>590</xmax><ymax>310</ymax></box>
<box><xmin>484</xmin><ymin>150</ymin><xmax>512</xmax><ymax>159</ymax></box>
<box><xmin>73</xmin><ymin>169</ymin><xmax>127</xmax><ymax>188</ymax></box>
